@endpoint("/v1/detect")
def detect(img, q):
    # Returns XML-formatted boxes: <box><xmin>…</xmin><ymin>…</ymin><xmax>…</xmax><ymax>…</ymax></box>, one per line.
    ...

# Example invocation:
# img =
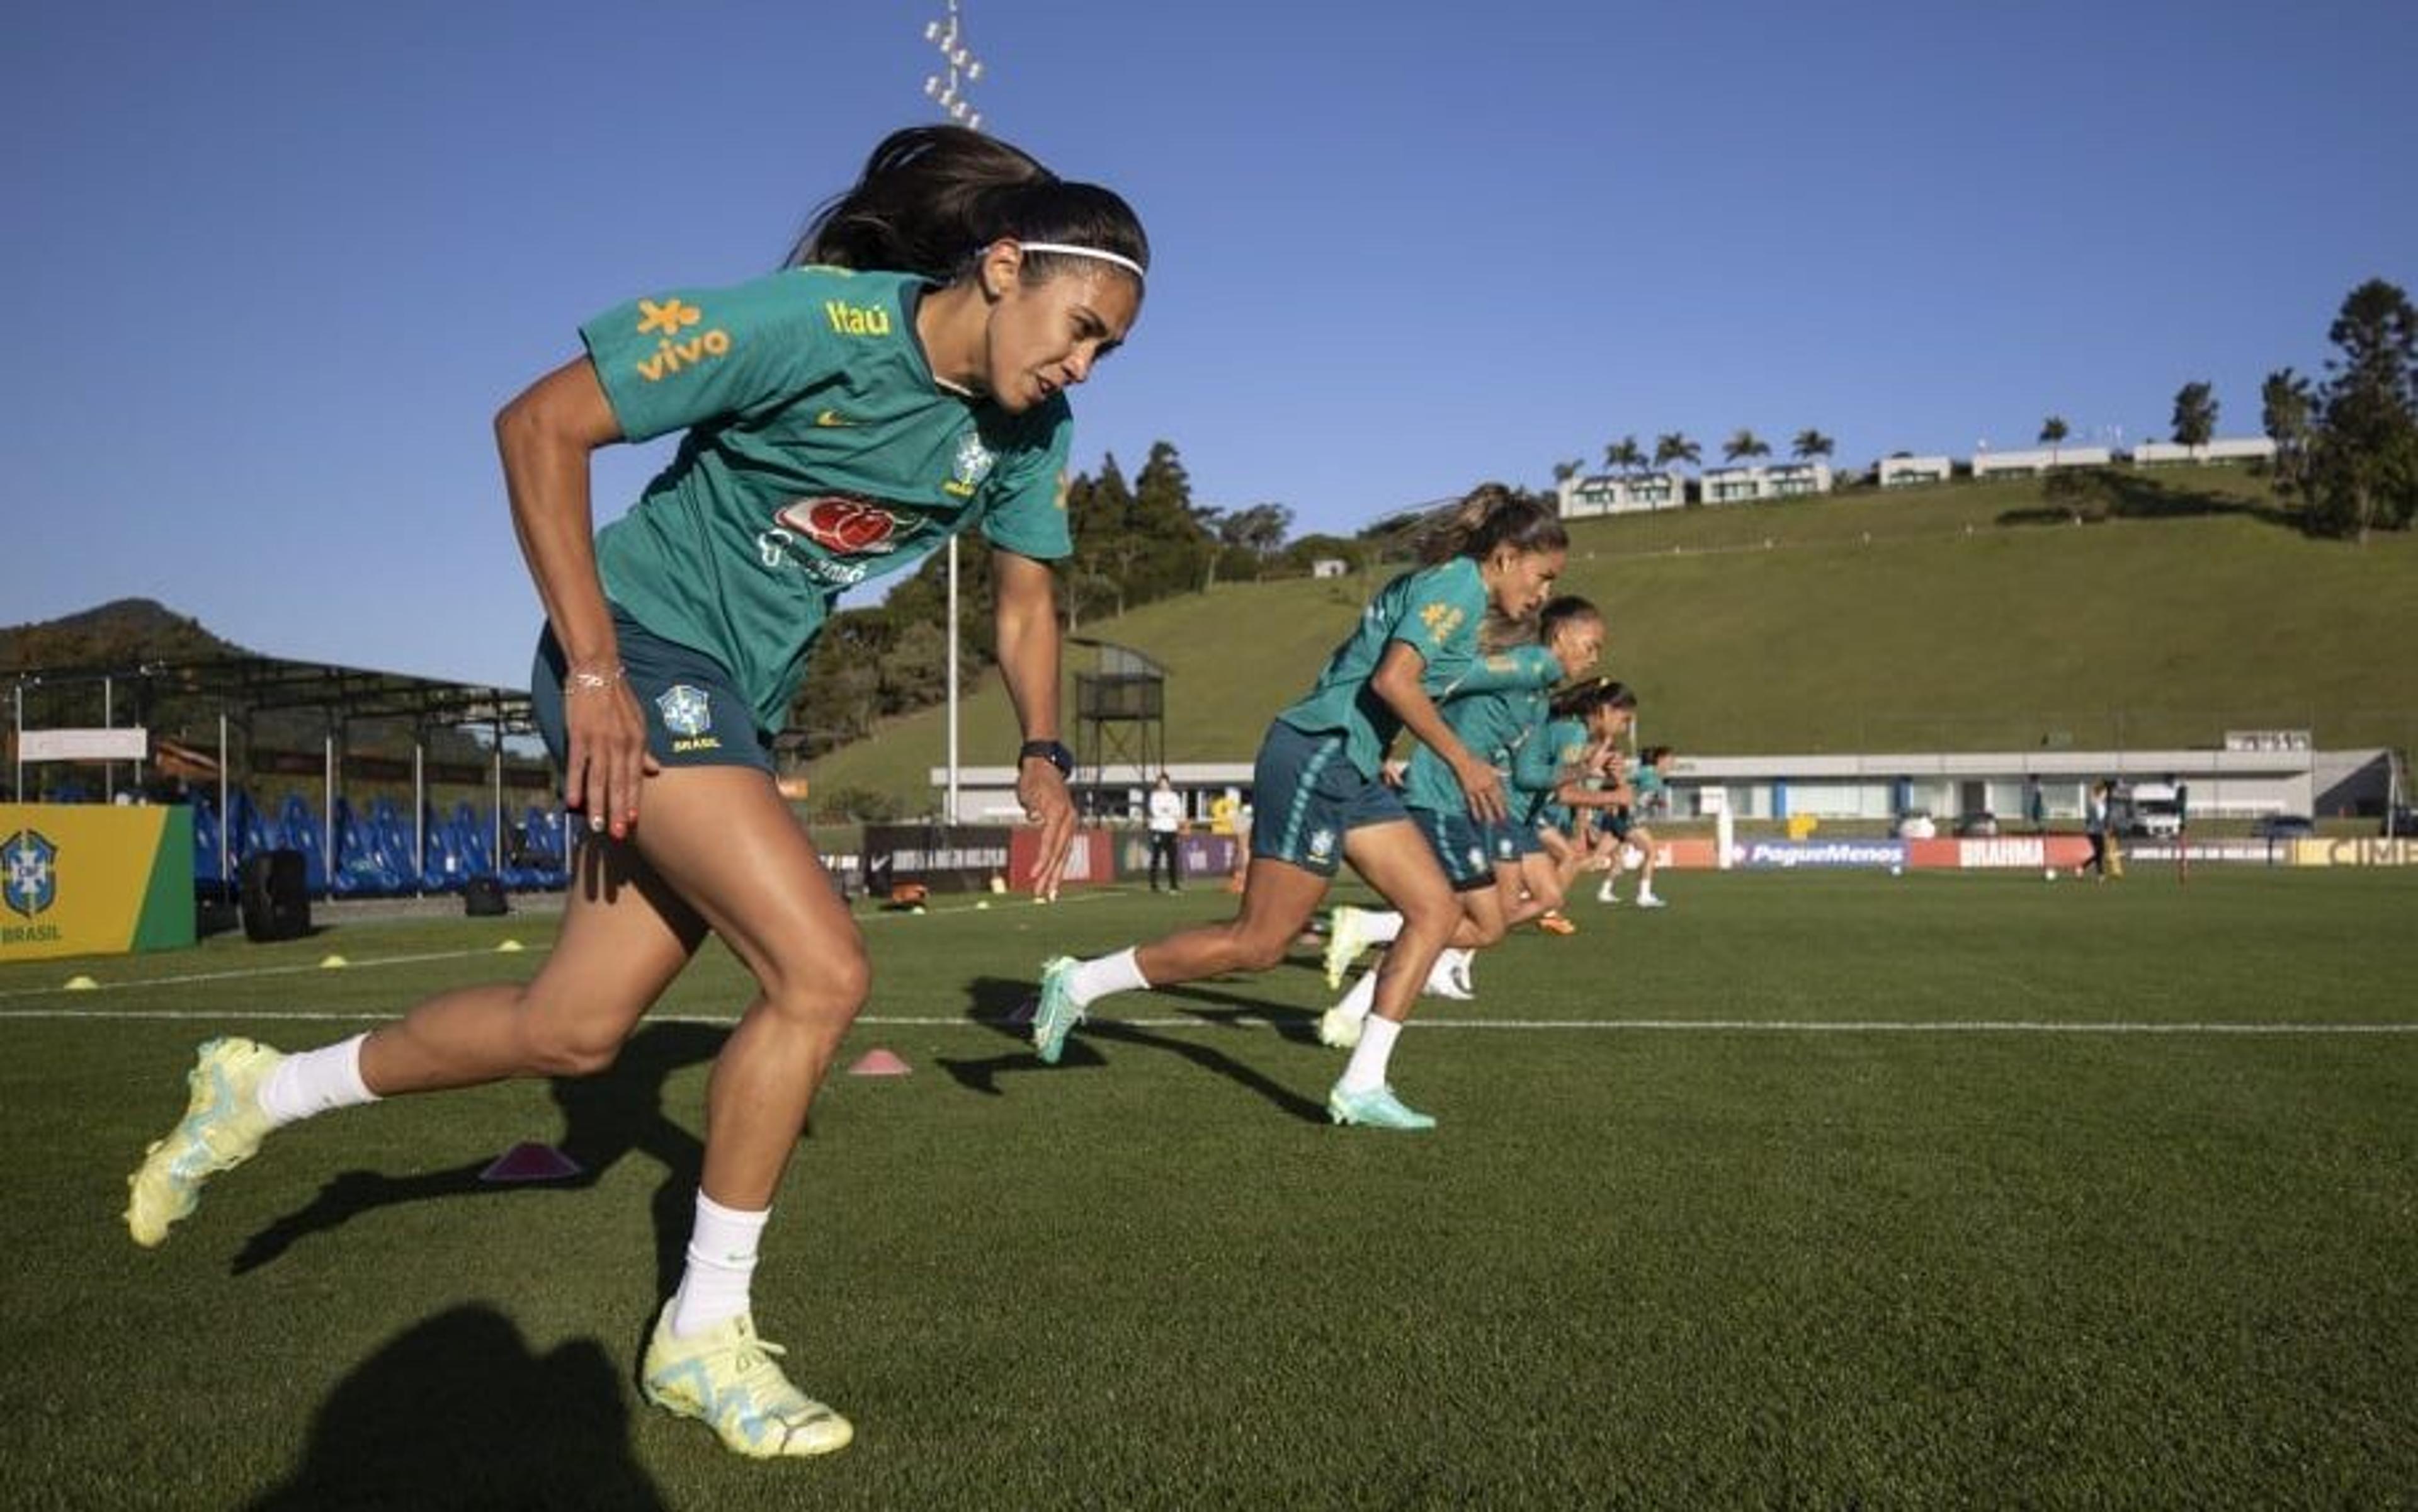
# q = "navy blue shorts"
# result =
<box><xmin>1408</xmin><ymin>808</ymin><xmax>1499</xmax><ymax>892</ymax></box>
<box><xmin>1250</xmin><ymin>721</ymin><xmax>1408</xmax><ymax>876</ymax></box>
<box><xmin>531</xmin><ymin>608</ymin><xmax>775</xmax><ymax>776</ymax></box>
<box><xmin>1490</xmin><ymin>818</ymin><xmax>1544</xmax><ymax>861</ymax></box>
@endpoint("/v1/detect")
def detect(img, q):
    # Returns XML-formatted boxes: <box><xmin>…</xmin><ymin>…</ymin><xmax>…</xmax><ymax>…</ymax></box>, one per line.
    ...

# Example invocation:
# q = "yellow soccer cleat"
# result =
<box><xmin>641</xmin><ymin>1307</ymin><xmax>853</xmax><ymax>1458</ymax></box>
<box><xmin>1321</xmin><ymin>906</ymin><xmax>1367</xmax><ymax>991</ymax></box>
<box><xmin>126</xmin><ymin>1037</ymin><xmax>284</xmax><ymax>1248</ymax></box>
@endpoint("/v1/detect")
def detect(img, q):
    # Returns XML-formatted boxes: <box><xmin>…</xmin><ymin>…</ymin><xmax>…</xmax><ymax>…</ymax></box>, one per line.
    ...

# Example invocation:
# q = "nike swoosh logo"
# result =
<box><xmin>815</xmin><ymin>411</ymin><xmax>851</xmax><ymax>428</ymax></box>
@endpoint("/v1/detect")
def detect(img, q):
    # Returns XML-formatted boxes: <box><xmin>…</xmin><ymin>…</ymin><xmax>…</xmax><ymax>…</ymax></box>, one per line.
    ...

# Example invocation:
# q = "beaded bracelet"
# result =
<box><xmin>565</xmin><ymin>662</ymin><xmax>627</xmax><ymax>696</ymax></box>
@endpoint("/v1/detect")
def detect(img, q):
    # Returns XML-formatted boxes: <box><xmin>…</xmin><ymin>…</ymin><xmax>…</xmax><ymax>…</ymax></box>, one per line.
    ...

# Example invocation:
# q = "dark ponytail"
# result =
<box><xmin>1482</xmin><ymin>592</ymin><xmax>1601</xmax><ymax>652</ymax></box>
<box><xmin>1550</xmin><ymin>676</ymin><xmax>1636</xmax><ymax>722</ymax></box>
<box><xmin>1417</xmin><ymin>482</ymin><xmax>1569</xmax><ymax>566</ymax></box>
<box><xmin>790</xmin><ymin>125</ymin><xmax>1149</xmax><ymax>289</ymax></box>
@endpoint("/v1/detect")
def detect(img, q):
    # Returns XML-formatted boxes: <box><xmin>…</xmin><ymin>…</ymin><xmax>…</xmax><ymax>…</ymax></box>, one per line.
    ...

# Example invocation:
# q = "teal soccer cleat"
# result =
<box><xmin>1031</xmin><ymin>956</ymin><xmax>1084</xmax><ymax>1065</ymax></box>
<box><xmin>1326</xmin><ymin>1083</ymin><xmax>1438</xmax><ymax>1131</ymax></box>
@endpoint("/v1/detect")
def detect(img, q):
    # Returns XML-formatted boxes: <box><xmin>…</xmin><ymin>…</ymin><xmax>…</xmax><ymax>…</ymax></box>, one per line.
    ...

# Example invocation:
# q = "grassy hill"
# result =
<box><xmin>805</xmin><ymin>465</ymin><xmax>2418</xmax><ymax>815</ymax></box>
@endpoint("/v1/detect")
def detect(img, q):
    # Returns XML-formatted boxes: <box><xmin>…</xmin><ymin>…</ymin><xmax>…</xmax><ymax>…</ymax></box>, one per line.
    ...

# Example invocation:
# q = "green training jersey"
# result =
<box><xmin>1519</xmin><ymin>715</ymin><xmax>1593</xmax><ymax>828</ymax></box>
<box><xmin>1401</xmin><ymin>646</ymin><xmax>1562</xmax><ymax>815</ymax></box>
<box><xmin>1275</xmin><ymin>558</ymin><xmax>1491</xmax><ymax>778</ymax></box>
<box><xmin>581</xmin><ymin>266</ymin><xmax>1074</xmax><ymax>730</ymax></box>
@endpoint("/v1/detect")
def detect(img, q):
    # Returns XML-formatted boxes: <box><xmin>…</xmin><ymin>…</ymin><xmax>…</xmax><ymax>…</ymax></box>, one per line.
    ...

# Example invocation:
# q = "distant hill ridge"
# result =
<box><xmin>0</xmin><ymin>597</ymin><xmax>249</xmax><ymax>672</ymax></box>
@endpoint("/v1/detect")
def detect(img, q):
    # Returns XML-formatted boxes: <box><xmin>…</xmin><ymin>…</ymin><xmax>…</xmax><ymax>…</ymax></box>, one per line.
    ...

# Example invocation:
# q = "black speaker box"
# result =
<box><xmin>240</xmin><ymin>850</ymin><xmax>310</xmax><ymax>943</ymax></box>
<box><xmin>463</xmin><ymin>875</ymin><xmax>510</xmax><ymax>918</ymax></box>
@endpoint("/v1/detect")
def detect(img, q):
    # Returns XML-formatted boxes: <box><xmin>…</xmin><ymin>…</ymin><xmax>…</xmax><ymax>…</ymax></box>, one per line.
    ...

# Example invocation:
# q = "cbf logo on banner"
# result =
<box><xmin>3</xmin><ymin>829</ymin><xmax>59</xmax><ymax>918</ymax></box>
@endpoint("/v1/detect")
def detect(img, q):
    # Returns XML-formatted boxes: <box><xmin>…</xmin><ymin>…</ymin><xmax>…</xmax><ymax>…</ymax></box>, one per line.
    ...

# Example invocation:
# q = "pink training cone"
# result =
<box><xmin>478</xmin><ymin>1142</ymin><xmax>586</xmax><ymax>1184</ymax></box>
<box><xmin>847</xmin><ymin>1047</ymin><xmax>912</xmax><ymax>1077</ymax></box>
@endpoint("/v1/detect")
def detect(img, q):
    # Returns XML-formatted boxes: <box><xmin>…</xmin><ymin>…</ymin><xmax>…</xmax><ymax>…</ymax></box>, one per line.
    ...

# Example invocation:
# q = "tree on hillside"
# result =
<box><xmin>1552</xmin><ymin>458</ymin><xmax>1584</xmax><ymax>485</ymax></box>
<box><xmin>2039</xmin><ymin>415</ymin><xmax>2070</xmax><ymax>465</ymax></box>
<box><xmin>1604</xmin><ymin>435</ymin><xmax>1645</xmax><ymax>475</ymax></box>
<box><xmin>2171</xmin><ymin>382</ymin><xmax>2218</xmax><ymax>448</ymax></box>
<box><xmin>1723</xmin><ymin>429</ymin><xmax>1771</xmax><ymax>464</ymax></box>
<box><xmin>1652</xmin><ymin>431</ymin><xmax>1701</xmax><ymax>472</ymax></box>
<box><xmin>1791</xmin><ymin>429</ymin><xmax>1834</xmax><ymax>462</ymax></box>
<box><xmin>2304</xmin><ymin>278</ymin><xmax>2418</xmax><ymax>542</ymax></box>
<box><xmin>2262</xmin><ymin>367</ymin><xmax>2316</xmax><ymax>494</ymax></box>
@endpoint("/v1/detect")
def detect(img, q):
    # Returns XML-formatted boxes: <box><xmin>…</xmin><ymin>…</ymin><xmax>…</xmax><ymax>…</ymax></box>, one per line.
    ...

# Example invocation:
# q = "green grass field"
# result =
<box><xmin>5</xmin><ymin>869</ymin><xmax>2416</xmax><ymax>1508</ymax></box>
<box><xmin>805</xmin><ymin>465</ymin><xmax>2418</xmax><ymax>814</ymax></box>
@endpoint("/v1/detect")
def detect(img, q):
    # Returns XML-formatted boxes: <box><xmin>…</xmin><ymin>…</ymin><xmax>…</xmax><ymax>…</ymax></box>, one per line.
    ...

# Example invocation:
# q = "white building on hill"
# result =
<box><xmin>1700</xmin><ymin>462</ymin><xmax>1833</xmax><ymax>505</ymax></box>
<box><xmin>1878</xmin><ymin>455</ymin><xmax>1953</xmax><ymax>487</ymax></box>
<box><xmin>1970</xmin><ymin>445</ymin><xmax>2114</xmax><ymax>478</ymax></box>
<box><xmin>1557</xmin><ymin>471</ymin><xmax>1686</xmax><ymax>518</ymax></box>
<box><xmin>2129</xmin><ymin>438</ymin><xmax>2276</xmax><ymax>466</ymax></box>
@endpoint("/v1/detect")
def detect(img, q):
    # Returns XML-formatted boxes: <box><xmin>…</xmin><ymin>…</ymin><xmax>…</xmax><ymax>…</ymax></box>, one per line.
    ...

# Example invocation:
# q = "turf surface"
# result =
<box><xmin>3</xmin><ymin>868</ymin><xmax>2414</xmax><ymax>1508</ymax></box>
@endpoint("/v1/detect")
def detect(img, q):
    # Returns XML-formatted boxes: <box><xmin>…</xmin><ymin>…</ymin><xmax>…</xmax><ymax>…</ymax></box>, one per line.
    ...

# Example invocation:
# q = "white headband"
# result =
<box><xmin>1010</xmin><ymin>241</ymin><xmax>1147</xmax><ymax>283</ymax></box>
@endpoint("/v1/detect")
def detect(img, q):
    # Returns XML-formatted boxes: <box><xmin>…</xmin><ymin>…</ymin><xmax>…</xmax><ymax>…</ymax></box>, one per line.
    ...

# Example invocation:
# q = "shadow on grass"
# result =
<box><xmin>235</xmin><ymin>1020</ymin><xmax>726</xmax><ymax>1302</ymax></box>
<box><xmin>246</xmin><ymin>1304</ymin><xmax>666</xmax><ymax>1512</ymax></box>
<box><xmin>1995</xmin><ymin>469</ymin><xmax>2298</xmax><ymax>530</ymax></box>
<box><xmin>938</xmin><ymin>974</ymin><xmax>1328</xmax><ymax>1123</ymax></box>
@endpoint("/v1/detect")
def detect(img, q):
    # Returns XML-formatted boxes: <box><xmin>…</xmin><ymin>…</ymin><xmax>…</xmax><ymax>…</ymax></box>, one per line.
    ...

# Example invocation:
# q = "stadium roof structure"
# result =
<box><xmin>4</xmin><ymin>654</ymin><xmax>536</xmax><ymax>734</ymax></box>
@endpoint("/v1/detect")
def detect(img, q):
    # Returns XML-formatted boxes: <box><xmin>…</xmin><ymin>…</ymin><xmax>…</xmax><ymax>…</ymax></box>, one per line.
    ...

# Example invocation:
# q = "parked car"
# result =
<box><xmin>1895</xmin><ymin>811</ymin><xmax>1937</xmax><ymax>840</ymax></box>
<box><xmin>1953</xmin><ymin>812</ymin><xmax>1999</xmax><ymax>838</ymax></box>
<box><xmin>2252</xmin><ymin>815</ymin><xmax>2316</xmax><ymax>841</ymax></box>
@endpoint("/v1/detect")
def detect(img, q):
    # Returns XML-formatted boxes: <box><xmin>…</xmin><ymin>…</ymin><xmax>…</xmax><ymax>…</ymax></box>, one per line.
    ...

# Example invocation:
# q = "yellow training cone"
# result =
<box><xmin>319</xmin><ymin>954</ymin><xmax>349</xmax><ymax>970</ymax></box>
<box><xmin>496</xmin><ymin>939</ymin><xmax>525</xmax><ymax>953</ymax></box>
<box><xmin>63</xmin><ymin>975</ymin><xmax>99</xmax><ymax>991</ymax></box>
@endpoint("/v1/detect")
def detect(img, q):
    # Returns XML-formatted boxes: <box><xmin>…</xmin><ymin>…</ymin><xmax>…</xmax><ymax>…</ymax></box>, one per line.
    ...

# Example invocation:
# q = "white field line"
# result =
<box><xmin>0</xmin><ymin>889</ymin><xmax>1124</xmax><ymax>1003</ymax></box>
<box><xmin>0</xmin><ymin>1008</ymin><xmax>2410</xmax><ymax>1035</ymax></box>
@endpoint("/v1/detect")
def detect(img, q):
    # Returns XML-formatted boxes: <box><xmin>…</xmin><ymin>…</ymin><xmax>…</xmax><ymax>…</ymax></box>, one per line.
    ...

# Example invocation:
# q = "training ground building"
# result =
<box><xmin>929</xmin><ymin>737</ymin><xmax>2389</xmax><ymax>836</ymax></box>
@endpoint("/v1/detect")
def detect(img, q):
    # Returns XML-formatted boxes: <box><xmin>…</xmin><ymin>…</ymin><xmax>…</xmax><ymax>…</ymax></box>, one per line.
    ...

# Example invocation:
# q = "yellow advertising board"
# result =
<box><xmin>0</xmin><ymin>804</ymin><xmax>195</xmax><ymax>962</ymax></box>
<box><xmin>2290</xmin><ymin>837</ymin><xmax>2418</xmax><ymax>869</ymax></box>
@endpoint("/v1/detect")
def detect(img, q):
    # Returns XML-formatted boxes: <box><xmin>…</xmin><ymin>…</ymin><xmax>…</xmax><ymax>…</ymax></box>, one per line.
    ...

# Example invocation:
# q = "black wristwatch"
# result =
<box><xmin>1018</xmin><ymin>739</ymin><xmax>1076</xmax><ymax>778</ymax></box>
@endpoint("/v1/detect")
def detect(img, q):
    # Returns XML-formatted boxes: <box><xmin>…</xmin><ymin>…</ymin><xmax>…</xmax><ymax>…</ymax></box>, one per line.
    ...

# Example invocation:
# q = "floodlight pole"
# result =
<box><xmin>922</xmin><ymin>0</ymin><xmax>985</xmax><ymax>826</ymax></box>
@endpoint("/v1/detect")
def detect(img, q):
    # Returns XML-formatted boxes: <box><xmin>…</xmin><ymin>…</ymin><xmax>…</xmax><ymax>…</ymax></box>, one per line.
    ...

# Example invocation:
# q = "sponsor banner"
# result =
<box><xmin>1728</xmin><ymin>839</ymin><xmax>1907</xmax><ymax>870</ymax></box>
<box><xmin>1006</xmin><ymin>828</ymin><xmax>1115</xmax><ymax>891</ymax></box>
<box><xmin>862</xmin><ymin>824</ymin><xmax>1012</xmax><ymax>894</ymax></box>
<box><xmin>2291</xmin><ymin>838</ymin><xmax>2418</xmax><ymax>869</ymax></box>
<box><xmin>1</xmin><ymin>803</ymin><xmax>195</xmax><ymax>961</ymax></box>
<box><xmin>1955</xmin><ymin>836</ymin><xmax>2096</xmax><ymax>870</ymax></box>
<box><xmin>2126</xmin><ymin>841</ymin><xmax>2288</xmax><ymax>865</ymax></box>
<box><xmin>18</xmin><ymin>727</ymin><xmax>150</xmax><ymax>763</ymax></box>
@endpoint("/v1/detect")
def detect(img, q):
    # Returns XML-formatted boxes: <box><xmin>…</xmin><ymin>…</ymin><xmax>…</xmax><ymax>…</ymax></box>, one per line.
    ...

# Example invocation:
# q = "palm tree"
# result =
<box><xmin>1551</xmin><ymin>458</ymin><xmax>1584</xmax><ymax>486</ymax></box>
<box><xmin>1604</xmin><ymin>435</ymin><xmax>1646</xmax><ymax>475</ymax></box>
<box><xmin>1652</xmin><ymin>431</ymin><xmax>1701</xmax><ymax>472</ymax></box>
<box><xmin>2039</xmin><ymin>415</ymin><xmax>2070</xmax><ymax>466</ymax></box>
<box><xmin>1723</xmin><ymin>428</ymin><xmax>1771</xmax><ymax>463</ymax></box>
<box><xmin>1791</xmin><ymin>429</ymin><xmax>1834</xmax><ymax>461</ymax></box>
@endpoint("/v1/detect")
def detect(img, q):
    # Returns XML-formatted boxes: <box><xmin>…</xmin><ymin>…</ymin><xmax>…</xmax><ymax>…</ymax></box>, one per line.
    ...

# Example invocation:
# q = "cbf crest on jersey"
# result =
<box><xmin>943</xmin><ymin>428</ymin><xmax>997</xmax><ymax>499</ymax></box>
<box><xmin>3</xmin><ymin>829</ymin><xmax>59</xmax><ymax>919</ymax></box>
<box><xmin>657</xmin><ymin>685</ymin><xmax>713</xmax><ymax>739</ymax></box>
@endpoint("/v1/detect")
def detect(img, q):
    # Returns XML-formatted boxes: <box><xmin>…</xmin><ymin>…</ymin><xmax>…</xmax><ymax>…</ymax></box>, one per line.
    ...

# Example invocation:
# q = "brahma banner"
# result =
<box><xmin>1</xmin><ymin>803</ymin><xmax>195</xmax><ymax>962</ymax></box>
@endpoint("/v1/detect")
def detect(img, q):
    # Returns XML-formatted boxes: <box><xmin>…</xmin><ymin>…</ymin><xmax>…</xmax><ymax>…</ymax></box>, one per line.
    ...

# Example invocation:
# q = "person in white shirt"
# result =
<box><xmin>1145</xmin><ymin>772</ymin><xmax>1184</xmax><ymax>892</ymax></box>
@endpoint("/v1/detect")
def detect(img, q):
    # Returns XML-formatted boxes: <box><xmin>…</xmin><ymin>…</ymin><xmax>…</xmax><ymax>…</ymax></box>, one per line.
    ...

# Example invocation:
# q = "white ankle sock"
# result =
<box><xmin>258</xmin><ymin>1033</ymin><xmax>379</xmax><ymax>1128</ymax></box>
<box><xmin>1067</xmin><ymin>947</ymin><xmax>1150</xmax><ymax>1010</ymax></box>
<box><xmin>1359</xmin><ymin>910</ymin><xmax>1404</xmax><ymax>945</ymax></box>
<box><xmin>1334</xmin><ymin>966</ymin><xmax>1380</xmax><ymax>1021</ymax></box>
<box><xmin>671</xmin><ymin>1192</ymin><xmax>769</xmax><ymax>1338</ymax></box>
<box><xmin>1339</xmin><ymin>1014</ymin><xmax>1402</xmax><ymax>1094</ymax></box>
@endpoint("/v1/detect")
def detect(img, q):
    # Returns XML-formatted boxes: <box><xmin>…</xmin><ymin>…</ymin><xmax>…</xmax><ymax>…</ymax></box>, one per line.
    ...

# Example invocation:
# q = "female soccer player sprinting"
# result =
<box><xmin>1319</xmin><ymin>595</ymin><xmax>1606</xmax><ymax>1027</ymax></box>
<box><xmin>1028</xmin><ymin>486</ymin><xmax>1567</xmax><ymax>1129</ymax></box>
<box><xmin>124</xmin><ymin>125</ymin><xmax>1147</xmax><ymax>1460</ymax></box>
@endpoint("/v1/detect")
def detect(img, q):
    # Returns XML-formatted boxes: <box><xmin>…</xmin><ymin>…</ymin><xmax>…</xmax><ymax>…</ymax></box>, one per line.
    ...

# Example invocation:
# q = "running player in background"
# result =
<box><xmin>1321</xmin><ymin>596</ymin><xmax>1604</xmax><ymax>1021</ymax></box>
<box><xmin>1030</xmin><ymin>486</ymin><xmax>1567</xmax><ymax>1129</ymax></box>
<box><xmin>1599</xmin><ymin>743</ymin><xmax>1671</xmax><ymax>908</ymax></box>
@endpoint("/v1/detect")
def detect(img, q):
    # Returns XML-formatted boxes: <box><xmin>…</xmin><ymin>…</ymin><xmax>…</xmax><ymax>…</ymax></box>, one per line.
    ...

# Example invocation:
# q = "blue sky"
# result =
<box><xmin>6</xmin><ymin>0</ymin><xmax>2411</xmax><ymax>688</ymax></box>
